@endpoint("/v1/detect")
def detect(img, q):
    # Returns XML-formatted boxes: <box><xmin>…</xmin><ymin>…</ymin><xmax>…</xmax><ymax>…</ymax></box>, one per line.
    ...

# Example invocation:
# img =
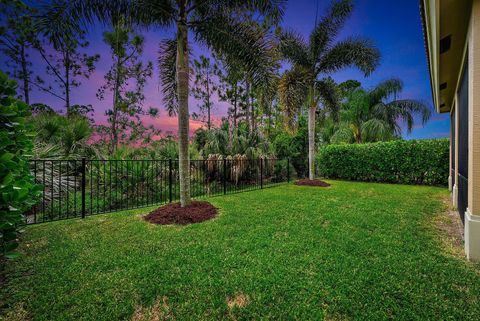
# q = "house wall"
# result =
<box><xmin>465</xmin><ymin>0</ymin><xmax>480</xmax><ymax>261</ymax></box>
<box><xmin>422</xmin><ymin>0</ymin><xmax>480</xmax><ymax>261</ymax></box>
<box><xmin>446</xmin><ymin>0</ymin><xmax>480</xmax><ymax>261</ymax></box>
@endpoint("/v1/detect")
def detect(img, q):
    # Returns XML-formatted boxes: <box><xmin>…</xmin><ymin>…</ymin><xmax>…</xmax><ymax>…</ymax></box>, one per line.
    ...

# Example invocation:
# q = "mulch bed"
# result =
<box><xmin>294</xmin><ymin>179</ymin><xmax>331</xmax><ymax>187</ymax></box>
<box><xmin>144</xmin><ymin>200</ymin><xmax>218</xmax><ymax>225</ymax></box>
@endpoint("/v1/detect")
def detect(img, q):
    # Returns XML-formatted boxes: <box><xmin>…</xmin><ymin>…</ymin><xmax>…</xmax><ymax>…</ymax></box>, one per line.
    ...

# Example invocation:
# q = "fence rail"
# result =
<box><xmin>27</xmin><ymin>158</ymin><xmax>290</xmax><ymax>224</ymax></box>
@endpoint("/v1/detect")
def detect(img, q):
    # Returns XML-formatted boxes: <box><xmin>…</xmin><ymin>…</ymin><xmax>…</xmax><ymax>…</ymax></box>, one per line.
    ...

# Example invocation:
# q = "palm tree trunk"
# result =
<box><xmin>308</xmin><ymin>105</ymin><xmax>316</xmax><ymax>180</ymax></box>
<box><xmin>176</xmin><ymin>13</ymin><xmax>191</xmax><ymax>207</ymax></box>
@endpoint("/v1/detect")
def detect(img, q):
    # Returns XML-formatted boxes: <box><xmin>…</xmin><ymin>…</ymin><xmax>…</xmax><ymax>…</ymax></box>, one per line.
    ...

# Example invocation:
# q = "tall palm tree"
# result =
<box><xmin>331</xmin><ymin>78</ymin><xmax>432</xmax><ymax>144</ymax></box>
<box><xmin>49</xmin><ymin>0</ymin><xmax>284</xmax><ymax>206</ymax></box>
<box><xmin>278</xmin><ymin>0</ymin><xmax>380</xmax><ymax>180</ymax></box>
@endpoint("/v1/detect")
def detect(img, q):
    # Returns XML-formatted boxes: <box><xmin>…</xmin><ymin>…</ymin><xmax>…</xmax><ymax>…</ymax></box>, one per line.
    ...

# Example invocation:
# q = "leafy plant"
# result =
<box><xmin>0</xmin><ymin>71</ymin><xmax>41</xmax><ymax>258</ymax></box>
<box><xmin>278</xmin><ymin>0</ymin><xmax>380</xmax><ymax>179</ymax></box>
<box><xmin>333</xmin><ymin>79</ymin><xmax>431</xmax><ymax>143</ymax></box>
<box><xmin>317</xmin><ymin>139</ymin><xmax>449</xmax><ymax>185</ymax></box>
<box><xmin>30</xmin><ymin>111</ymin><xmax>99</xmax><ymax>159</ymax></box>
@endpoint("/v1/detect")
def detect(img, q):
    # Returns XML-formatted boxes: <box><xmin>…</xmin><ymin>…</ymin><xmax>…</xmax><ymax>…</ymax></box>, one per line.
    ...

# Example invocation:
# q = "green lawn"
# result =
<box><xmin>2</xmin><ymin>180</ymin><xmax>480</xmax><ymax>320</ymax></box>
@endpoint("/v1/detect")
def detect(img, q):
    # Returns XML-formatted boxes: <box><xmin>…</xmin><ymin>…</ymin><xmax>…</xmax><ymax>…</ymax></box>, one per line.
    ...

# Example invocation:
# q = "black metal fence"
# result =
<box><xmin>27</xmin><ymin>158</ymin><xmax>290</xmax><ymax>224</ymax></box>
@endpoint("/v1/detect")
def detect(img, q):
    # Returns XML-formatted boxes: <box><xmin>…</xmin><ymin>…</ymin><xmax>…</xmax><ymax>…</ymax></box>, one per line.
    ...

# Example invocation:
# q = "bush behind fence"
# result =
<box><xmin>28</xmin><ymin>158</ymin><xmax>291</xmax><ymax>224</ymax></box>
<box><xmin>317</xmin><ymin>139</ymin><xmax>449</xmax><ymax>186</ymax></box>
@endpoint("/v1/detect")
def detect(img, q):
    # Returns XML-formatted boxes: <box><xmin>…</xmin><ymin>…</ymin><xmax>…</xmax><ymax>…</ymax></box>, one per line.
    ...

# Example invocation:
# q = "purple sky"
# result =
<box><xmin>3</xmin><ymin>0</ymin><xmax>449</xmax><ymax>139</ymax></box>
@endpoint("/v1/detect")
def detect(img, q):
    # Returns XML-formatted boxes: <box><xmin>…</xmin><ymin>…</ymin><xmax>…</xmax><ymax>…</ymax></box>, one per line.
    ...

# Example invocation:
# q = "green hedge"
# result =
<box><xmin>317</xmin><ymin>139</ymin><xmax>449</xmax><ymax>186</ymax></box>
<box><xmin>0</xmin><ymin>71</ymin><xmax>41</xmax><ymax>259</ymax></box>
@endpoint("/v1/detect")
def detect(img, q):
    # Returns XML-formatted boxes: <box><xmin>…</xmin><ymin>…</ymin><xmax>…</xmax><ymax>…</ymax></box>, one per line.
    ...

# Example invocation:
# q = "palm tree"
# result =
<box><xmin>331</xmin><ymin>78</ymin><xmax>432</xmax><ymax>144</ymax></box>
<box><xmin>278</xmin><ymin>0</ymin><xmax>380</xmax><ymax>180</ymax></box>
<box><xmin>51</xmin><ymin>0</ymin><xmax>284</xmax><ymax>206</ymax></box>
<box><xmin>31</xmin><ymin>111</ymin><xmax>100</xmax><ymax>159</ymax></box>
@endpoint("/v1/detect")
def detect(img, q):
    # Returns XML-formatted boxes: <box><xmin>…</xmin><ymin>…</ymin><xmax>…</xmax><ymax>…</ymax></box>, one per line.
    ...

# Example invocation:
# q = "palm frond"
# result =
<box><xmin>318</xmin><ymin>37</ymin><xmax>380</xmax><ymax>76</ymax></box>
<box><xmin>369</xmin><ymin>78</ymin><xmax>403</xmax><ymax>103</ymax></box>
<box><xmin>55</xmin><ymin>0</ymin><xmax>174</xmax><ymax>27</ymax></box>
<box><xmin>158</xmin><ymin>38</ymin><xmax>178</xmax><ymax>116</ymax></box>
<box><xmin>309</xmin><ymin>0</ymin><xmax>353</xmax><ymax>60</ymax></box>
<box><xmin>278</xmin><ymin>66</ymin><xmax>310</xmax><ymax>131</ymax></box>
<box><xmin>330</xmin><ymin>125</ymin><xmax>354</xmax><ymax>144</ymax></box>
<box><xmin>278</xmin><ymin>29</ymin><xmax>310</xmax><ymax>67</ymax></box>
<box><xmin>193</xmin><ymin>16</ymin><xmax>277</xmax><ymax>87</ymax></box>
<box><xmin>36</xmin><ymin>0</ymin><xmax>84</xmax><ymax>50</ymax></box>
<box><xmin>360</xmin><ymin>118</ymin><xmax>391</xmax><ymax>142</ymax></box>
<box><xmin>192</xmin><ymin>0</ymin><xmax>286</xmax><ymax>25</ymax></box>
<box><xmin>387</xmin><ymin>99</ymin><xmax>432</xmax><ymax>133</ymax></box>
<box><xmin>316</xmin><ymin>77</ymin><xmax>341</xmax><ymax>123</ymax></box>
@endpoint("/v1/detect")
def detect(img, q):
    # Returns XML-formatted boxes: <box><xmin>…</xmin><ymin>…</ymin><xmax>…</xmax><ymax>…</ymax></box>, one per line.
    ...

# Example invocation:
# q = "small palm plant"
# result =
<box><xmin>278</xmin><ymin>0</ymin><xmax>380</xmax><ymax>180</ymax></box>
<box><xmin>331</xmin><ymin>79</ymin><xmax>432</xmax><ymax>144</ymax></box>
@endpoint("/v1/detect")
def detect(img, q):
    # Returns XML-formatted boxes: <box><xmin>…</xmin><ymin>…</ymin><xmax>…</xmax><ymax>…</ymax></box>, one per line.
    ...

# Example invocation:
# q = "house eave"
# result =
<box><xmin>420</xmin><ymin>0</ymin><xmax>472</xmax><ymax>114</ymax></box>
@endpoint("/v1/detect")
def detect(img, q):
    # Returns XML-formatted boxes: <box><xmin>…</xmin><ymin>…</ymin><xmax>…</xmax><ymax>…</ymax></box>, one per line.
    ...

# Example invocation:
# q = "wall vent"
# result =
<box><xmin>440</xmin><ymin>35</ymin><xmax>452</xmax><ymax>54</ymax></box>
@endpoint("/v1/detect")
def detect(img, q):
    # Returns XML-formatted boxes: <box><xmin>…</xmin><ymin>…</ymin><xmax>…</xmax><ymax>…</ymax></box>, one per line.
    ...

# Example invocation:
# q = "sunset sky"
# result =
<box><xmin>4</xmin><ymin>0</ymin><xmax>450</xmax><ymax>139</ymax></box>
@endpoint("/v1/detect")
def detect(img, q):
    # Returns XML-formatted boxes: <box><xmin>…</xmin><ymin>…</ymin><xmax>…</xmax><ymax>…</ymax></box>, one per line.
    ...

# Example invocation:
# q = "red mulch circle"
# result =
<box><xmin>294</xmin><ymin>179</ymin><xmax>331</xmax><ymax>187</ymax></box>
<box><xmin>144</xmin><ymin>200</ymin><xmax>218</xmax><ymax>225</ymax></box>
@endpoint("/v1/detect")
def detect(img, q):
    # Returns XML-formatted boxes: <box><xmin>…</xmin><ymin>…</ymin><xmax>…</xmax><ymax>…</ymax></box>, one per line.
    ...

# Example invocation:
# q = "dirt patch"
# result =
<box><xmin>131</xmin><ymin>296</ymin><xmax>171</xmax><ymax>321</ymax></box>
<box><xmin>434</xmin><ymin>196</ymin><xmax>465</xmax><ymax>258</ymax></box>
<box><xmin>294</xmin><ymin>179</ymin><xmax>331</xmax><ymax>187</ymax></box>
<box><xmin>144</xmin><ymin>201</ymin><xmax>217</xmax><ymax>225</ymax></box>
<box><xmin>227</xmin><ymin>293</ymin><xmax>249</xmax><ymax>309</ymax></box>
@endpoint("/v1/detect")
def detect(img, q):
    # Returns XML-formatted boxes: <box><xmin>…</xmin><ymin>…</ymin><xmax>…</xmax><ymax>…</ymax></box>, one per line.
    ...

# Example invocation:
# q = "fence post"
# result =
<box><xmin>287</xmin><ymin>158</ymin><xmax>290</xmax><ymax>183</ymax></box>
<box><xmin>223</xmin><ymin>158</ymin><xmax>227</xmax><ymax>195</ymax></box>
<box><xmin>81</xmin><ymin>158</ymin><xmax>86</xmax><ymax>219</ymax></box>
<box><xmin>260</xmin><ymin>158</ymin><xmax>264</xmax><ymax>189</ymax></box>
<box><xmin>169</xmin><ymin>159</ymin><xmax>173</xmax><ymax>203</ymax></box>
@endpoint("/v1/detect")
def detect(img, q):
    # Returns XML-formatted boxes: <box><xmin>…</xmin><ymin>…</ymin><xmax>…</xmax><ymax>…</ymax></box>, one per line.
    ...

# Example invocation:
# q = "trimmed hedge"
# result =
<box><xmin>317</xmin><ymin>139</ymin><xmax>449</xmax><ymax>186</ymax></box>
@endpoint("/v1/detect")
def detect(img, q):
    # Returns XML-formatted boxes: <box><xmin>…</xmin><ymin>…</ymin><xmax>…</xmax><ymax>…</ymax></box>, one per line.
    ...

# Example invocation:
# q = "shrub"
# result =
<box><xmin>0</xmin><ymin>72</ymin><xmax>41</xmax><ymax>259</ymax></box>
<box><xmin>317</xmin><ymin>139</ymin><xmax>449</xmax><ymax>186</ymax></box>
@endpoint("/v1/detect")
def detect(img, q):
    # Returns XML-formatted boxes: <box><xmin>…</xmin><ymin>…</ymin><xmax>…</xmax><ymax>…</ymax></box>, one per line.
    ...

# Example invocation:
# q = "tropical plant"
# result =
<box><xmin>278</xmin><ymin>0</ymin><xmax>380</xmax><ymax>179</ymax></box>
<box><xmin>193</xmin><ymin>120</ymin><xmax>274</xmax><ymax>159</ymax></box>
<box><xmin>57</xmin><ymin>0</ymin><xmax>285</xmax><ymax>207</ymax></box>
<box><xmin>30</xmin><ymin>110</ymin><xmax>99</xmax><ymax>159</ymax></box>
<box><xmin>332</xmin><ymin>79</ymin><xmax>431</xmax><ymax>143</ymax></box>
<box><xmin>0</xmin><ymin>71</ymin><xmax>41</xmax><ymax>258</ymax></box>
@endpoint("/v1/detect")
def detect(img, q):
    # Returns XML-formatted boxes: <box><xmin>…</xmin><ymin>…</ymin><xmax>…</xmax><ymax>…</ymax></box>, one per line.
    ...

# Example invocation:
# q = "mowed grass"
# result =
<box><xmin>2</xmin><ymin>180</ymin><xmax>480</xmax><ymax>320</ymax></box>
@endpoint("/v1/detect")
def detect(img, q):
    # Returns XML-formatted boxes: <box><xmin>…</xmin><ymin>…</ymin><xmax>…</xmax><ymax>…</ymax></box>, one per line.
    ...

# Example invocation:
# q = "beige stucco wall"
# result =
<box><xmin>465</xmin><ymin>0</ymin><xmax>480</xmax><ymax>261</ymax></box>
<box><xmin>469</xmin><ymin>0</ymin><xmax>480</xmax><ymax>215</ymax></box>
